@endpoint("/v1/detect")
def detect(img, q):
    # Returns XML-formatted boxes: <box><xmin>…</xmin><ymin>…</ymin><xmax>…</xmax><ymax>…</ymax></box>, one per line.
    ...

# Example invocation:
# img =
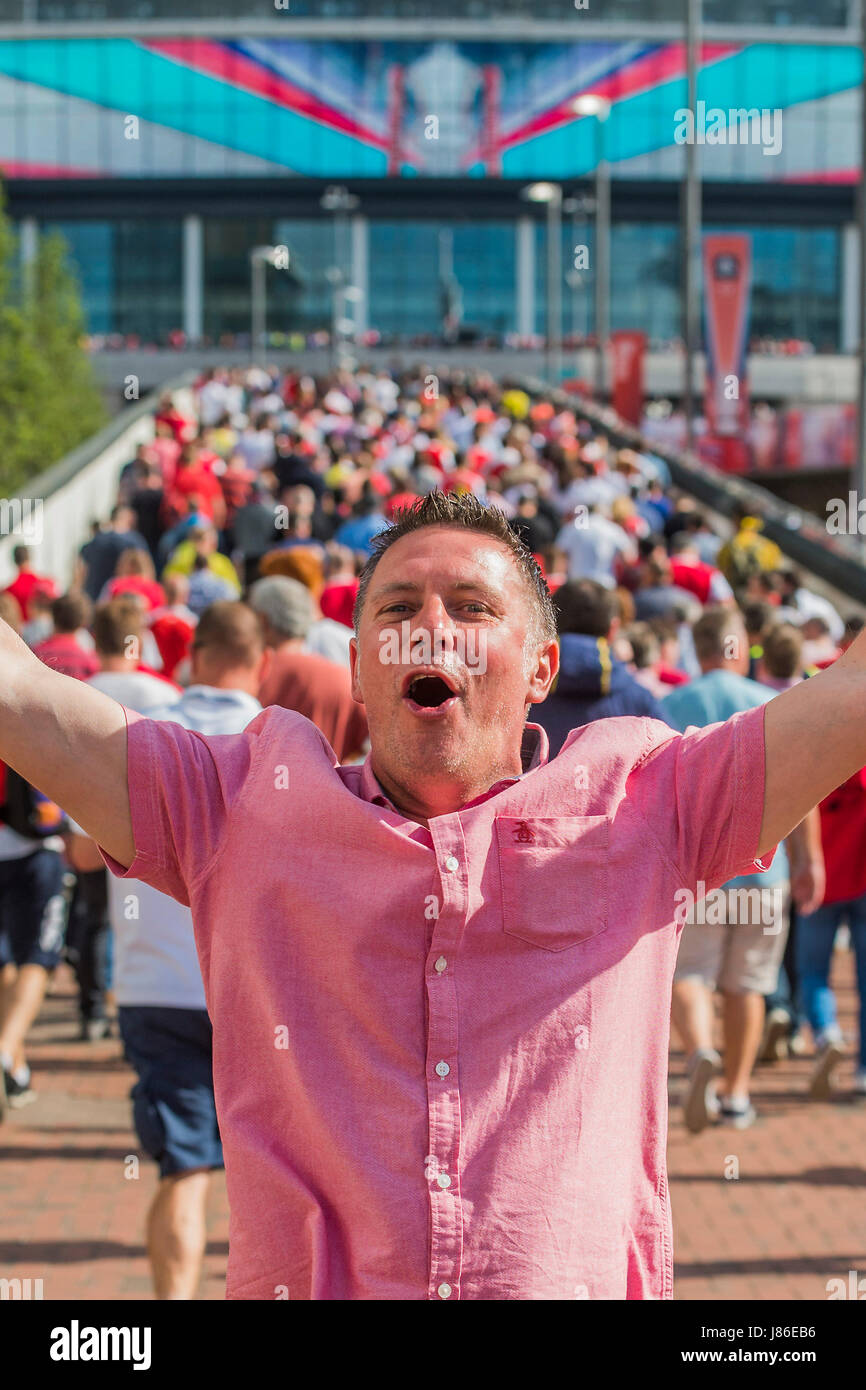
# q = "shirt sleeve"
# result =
<box><xmin>99</xmin><ymin>707</ymin><xmax>261</xmax><ymax>905</ymax></box>
<box><xmin>627</xmin><ymin>703</ymin><xmax>776</xmax><ymax>895</ymax></box>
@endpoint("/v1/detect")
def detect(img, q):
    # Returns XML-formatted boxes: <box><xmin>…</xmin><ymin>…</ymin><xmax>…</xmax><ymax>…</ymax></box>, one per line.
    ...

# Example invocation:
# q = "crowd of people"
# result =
<box><xmin>1</xmin><ymin>363</ymin><xmax>864</xmax><ymax>1298</ymax></box>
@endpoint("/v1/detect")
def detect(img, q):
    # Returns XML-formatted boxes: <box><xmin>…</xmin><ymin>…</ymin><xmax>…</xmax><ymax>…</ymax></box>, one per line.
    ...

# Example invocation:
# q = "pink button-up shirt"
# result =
<box><xmin>105</xmin><ymin>702</ymin><xmax>771</xmax><ymax>1300</ymax></box>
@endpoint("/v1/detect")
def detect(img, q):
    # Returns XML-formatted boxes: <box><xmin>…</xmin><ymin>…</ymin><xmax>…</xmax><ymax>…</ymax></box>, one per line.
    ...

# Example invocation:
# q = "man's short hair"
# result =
<box><xmin>353</xmin><ymin>491</ymin><xmax>557</xmax><ymax>642</ymax></box>
<box><xmin>193</xmin><ymin>601</ymin><xmax>264</xmax><ymax>668</ymax></box>
<box><xmin>249</xmin><ymin>575</ymin><xmax>314</xmax><ymax>642</ymax></box>
<box><xmin>669</xmin><ymin>532</ymin><xmax>696</xmax><ymax>556</ymax></box>
<box><xmin>553</xmin><ymin>579</ymin><xmax>619</xmax><ymax>638</ymax></box>
<box><xmin>51</xmin><ymin>591</ymin><xmax>92</xmax><ymax>635</ymax></box>
<box><xmin>624</xmin><ymin>622</ymin><xmax>660</xmax><ymax>670</ymax></box>
<box><xmin>692</xmin><ymin>606</ymin><xmax>746</xmax><ymax>664</ymax></box>
<box><xmin>92</xmin><ymin>597</ymin><xmax>142</xmax><ymax>655</ymax></box>
<box><xmin>741</xmin><ymin>600</ymin><xmax>775</xmax><ymax>639</ymax></box>
<box><xmin>761</xmin><ymin>623</ymin><xmax>803</xmax><ymax>680</ymax></box>
<box><xmin>12</xmin><ymin>544</ymin><xmax>29</xmax><ymax>566</ymax></box>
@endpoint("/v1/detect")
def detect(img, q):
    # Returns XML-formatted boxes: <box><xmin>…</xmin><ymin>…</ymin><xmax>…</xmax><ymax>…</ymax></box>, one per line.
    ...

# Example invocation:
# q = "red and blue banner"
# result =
<box><xmin>703</xmin><ymin>233</ymin><xmax>752</xmax><ymax>472</ymax></box>
<box><xmin>0</xmin><ymin>37</ymin><xmax>861</xmax><ymax>182</ymax></box>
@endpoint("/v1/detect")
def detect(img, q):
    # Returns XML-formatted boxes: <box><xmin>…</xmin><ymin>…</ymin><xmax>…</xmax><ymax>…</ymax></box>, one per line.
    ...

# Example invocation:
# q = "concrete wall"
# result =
<box><xmin>87</xmin><ymin>347</ymin><xmax>861</xmax><ymax>407</ymax></box>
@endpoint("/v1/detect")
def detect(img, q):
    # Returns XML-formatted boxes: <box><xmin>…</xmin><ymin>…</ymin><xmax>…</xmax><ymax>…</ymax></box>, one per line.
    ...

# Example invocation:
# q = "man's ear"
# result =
<box><xmin>526</xmin><ymin>637</ymin><xmax>560</xmax><ymax>706</ymax></box>
<box><xmin>349</xmin><ymin>636</ymin><xmax>363</xmax><ymax>704</ymax></box>
<box><xmin>257</xmin><ymin>646</ymin><xmax>272</xmax><ymax>689</ymax></box>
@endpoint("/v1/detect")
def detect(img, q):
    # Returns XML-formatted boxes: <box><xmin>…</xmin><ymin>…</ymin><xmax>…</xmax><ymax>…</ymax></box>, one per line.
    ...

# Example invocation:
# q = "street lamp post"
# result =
<box><xmin>321</xmin><ymin>185</ymin><xmax>361</xmax><ymax>369</ymax></box>
<box><xmin>682</xmin><ymin>0</ymin><xmax>703</xmax><ymax>452</ymax></box>
<box><xmin>522</xmin><ymin>182</ymin><xmax>563</xmax><ymax>384</ymax></box>
<box><xmin>564</xmin><ymin>195</ymin><xmax>589</xmax><ymax>378</ymax></box>
<box><xmin>572</xmin><ymin>94</ymin><xmax>612</xmax><ymax>402</ymax></box>
<box><xmin>250</xmin><ymin>245</ymin><xmax>289</xmax><ymax>361</ymax></box>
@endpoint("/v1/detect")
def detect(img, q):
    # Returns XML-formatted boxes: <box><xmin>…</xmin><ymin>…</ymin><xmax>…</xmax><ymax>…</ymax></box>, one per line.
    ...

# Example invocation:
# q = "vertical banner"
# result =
<box><xmin>703</xmin><ymin>234</ymin><xmax>752</xmax><ymax>443</ymax></box>
<box><xmin>610</xmin><ymin>330</ymin><xmax>646</xmax><ymax>425</ymax></box>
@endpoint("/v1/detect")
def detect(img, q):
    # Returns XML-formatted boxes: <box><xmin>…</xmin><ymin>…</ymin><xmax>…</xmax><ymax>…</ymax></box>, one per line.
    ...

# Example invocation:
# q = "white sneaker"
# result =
<box><xmin>809</xmin><ymin>1035</ymin><xmax>846</xmax><ymax>1100</ymax></box>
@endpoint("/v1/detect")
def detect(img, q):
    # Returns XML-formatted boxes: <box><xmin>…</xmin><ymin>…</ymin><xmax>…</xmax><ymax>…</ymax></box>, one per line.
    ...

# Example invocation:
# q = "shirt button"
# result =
<box><xmin>434</xmin><ymin>956</ymin><xmax>448</xmax><ymax>973</ymax></box>
<box><xmin>436</xmin><ymin>1172</ymin><xmax>452</xmax><ymax>1189</ymax></box>
<box><xmin>435</xmin><ymin>1060</ymin><xmax>450</xmax><ymax>1078</ymax></box>
<box><xmin>437</xmin><ymin>1282</ymin><xmax>452</xmax><ymax>1299</ymax></box>
<box><xmin>444</xmin><ymin>855</ymin><xmax>459</xmax><ymax>873</ymax></box>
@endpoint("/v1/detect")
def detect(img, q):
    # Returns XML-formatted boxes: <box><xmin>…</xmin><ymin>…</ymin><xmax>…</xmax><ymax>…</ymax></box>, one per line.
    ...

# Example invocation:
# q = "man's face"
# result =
<box><xmin>350</xmin><ymin>526</ymin><xmax>558</xmax><ymax>804</ymax></box>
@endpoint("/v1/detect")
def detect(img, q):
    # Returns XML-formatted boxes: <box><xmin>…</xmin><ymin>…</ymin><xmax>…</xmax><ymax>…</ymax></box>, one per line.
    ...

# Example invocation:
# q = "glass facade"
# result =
<box><xmin>274</xmin><ymin>218</ymin><xmax>341</xmax><ymax>338</ymax></box>
<box><xmin>533</xmin><ymin>221</ymin><xmax>840</xmax><ymax>350</ymax></box>
<box><xmin>706</xmin><ymin>223</ymin><xmax>841</xmax><ymax>352</ymax></box>
<box><xmin>369</xmin><ymin>222</ymin><xmax>515</xmax><ymax>340</ymax></box>
<box><xmin>40</xmin><ymin>218</ymin><xmax>182</xmax><ymax>340</ymax></box>
<box><xmin>40</xmin><ymin>214</ymin><xmax>840</xmax><ymax>352</ymax></box>
<box><xmin>203</xmin><ymin>218</ymin><xmax>342</xmax><ymax>340</ymax></box>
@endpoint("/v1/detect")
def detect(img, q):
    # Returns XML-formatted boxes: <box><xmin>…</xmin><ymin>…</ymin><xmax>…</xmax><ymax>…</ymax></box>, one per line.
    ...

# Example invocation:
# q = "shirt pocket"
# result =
<box><xmin>495</xmin><ymin>815</ymin><xmax>610</xmax><ymax>952</ymax></box>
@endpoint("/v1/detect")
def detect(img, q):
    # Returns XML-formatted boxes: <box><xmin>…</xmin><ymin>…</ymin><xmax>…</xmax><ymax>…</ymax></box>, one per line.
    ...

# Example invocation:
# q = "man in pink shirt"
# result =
<box><xmin>1</xmin><ymin>492</ymin><xmax>864</xmax><ymax>1299</ymax></box>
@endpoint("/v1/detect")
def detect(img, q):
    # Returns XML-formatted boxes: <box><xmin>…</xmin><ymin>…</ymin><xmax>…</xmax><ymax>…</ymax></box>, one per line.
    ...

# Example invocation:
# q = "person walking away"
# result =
<box><xmin>663</xmin><ymin>607</ymin><xmax>823</xmax><ymax>1130</ymax></box>
<box><xmin>67</xmin><ymin>602</ymin><xmax>265</xmax><ymax>1296</ymax></box>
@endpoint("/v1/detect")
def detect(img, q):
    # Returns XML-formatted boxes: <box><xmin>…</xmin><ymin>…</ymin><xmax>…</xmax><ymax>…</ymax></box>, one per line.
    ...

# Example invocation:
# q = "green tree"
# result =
<box><xmin>0</xmin><ymin>187</ymin><xmax>106</xmax><ymax>497</ymax></box>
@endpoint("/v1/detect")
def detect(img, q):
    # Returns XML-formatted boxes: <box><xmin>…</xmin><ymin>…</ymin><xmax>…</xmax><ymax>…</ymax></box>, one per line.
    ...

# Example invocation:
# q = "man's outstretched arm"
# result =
<box><xmin>761</xmin><ymin>629</ymin><xmax>866</xmax><ymax>856</ymax></box>
<box><xmin>0</xmin><ymin>618</ymin><xmax>134</xmax><ymax>867</ymax></box>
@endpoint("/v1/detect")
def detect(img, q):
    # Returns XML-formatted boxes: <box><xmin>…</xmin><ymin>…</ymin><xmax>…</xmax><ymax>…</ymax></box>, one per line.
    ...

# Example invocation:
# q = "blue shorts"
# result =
<box><xmin>118</xmin><ymin>1005</ymin><xmax>223</xmax><ymax>1179</ymax></box>
<box><xmin>0</xmin><ymin>848</ymin><xmax>67</xmax><ymax>970</ymax></box>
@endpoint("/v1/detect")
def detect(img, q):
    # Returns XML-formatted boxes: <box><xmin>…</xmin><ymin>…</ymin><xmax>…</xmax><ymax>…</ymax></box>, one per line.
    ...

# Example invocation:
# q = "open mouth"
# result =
<box><xmin>402</xmin><ymin>671</ymin><xmax>461</xmax><ymax>714</ymax></box>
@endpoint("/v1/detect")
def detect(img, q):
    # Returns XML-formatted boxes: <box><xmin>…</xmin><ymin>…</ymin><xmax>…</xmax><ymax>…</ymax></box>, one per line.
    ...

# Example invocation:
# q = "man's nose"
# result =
<box><xmin>409</xmin><ymin>597</ymin><xmax>458</xmax><ymax>648</ymax></box>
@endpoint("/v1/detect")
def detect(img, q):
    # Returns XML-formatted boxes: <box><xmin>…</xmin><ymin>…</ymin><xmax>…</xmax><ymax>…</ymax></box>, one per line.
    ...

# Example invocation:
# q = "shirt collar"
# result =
<box><xmin>358</xmin><ymin>721</ymin><xmax>549</xmax><ymax>814</ymax></box>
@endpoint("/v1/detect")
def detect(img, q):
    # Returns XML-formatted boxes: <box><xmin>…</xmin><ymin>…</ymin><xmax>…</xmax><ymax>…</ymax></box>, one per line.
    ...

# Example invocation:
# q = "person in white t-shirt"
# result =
<box><xmin>554</xmin><ymin>503</ymin><xmax>637</xmax><ymax>590</ymax></box>
<box><xmin>69</xmin><ymin>601</ymin><xmax>266</xmax><ymax>1300</ymax></box>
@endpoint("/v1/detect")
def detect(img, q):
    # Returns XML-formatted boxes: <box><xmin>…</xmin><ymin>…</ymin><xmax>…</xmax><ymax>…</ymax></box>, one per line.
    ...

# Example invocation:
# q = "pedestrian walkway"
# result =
<box><xmin>1</xmin><ymin>951</ymin><xmax>864</xmax><ymax>1302</ymax></box>
<box><xmin>0</xmin><ymin>966</ymin><xmax>228</xmax><ymax>1301</ymax></box>
<box><xmin>669</xmin><ymin>941</ymin><xmax>866</xmax><ymax>1301</ymax></box>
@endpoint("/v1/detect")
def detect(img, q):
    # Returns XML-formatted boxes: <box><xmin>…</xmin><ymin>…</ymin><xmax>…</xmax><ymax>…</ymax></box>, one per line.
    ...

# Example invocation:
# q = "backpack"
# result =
<box><xmin>0</xmin><ymin>762</ymin><xmax>66</xmax><ymax>840</ymax></box>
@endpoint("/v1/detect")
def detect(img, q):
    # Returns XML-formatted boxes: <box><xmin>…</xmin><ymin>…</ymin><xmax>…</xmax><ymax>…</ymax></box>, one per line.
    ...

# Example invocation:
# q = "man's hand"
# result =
<box><xmin>0</xmin><ymin>617</ymin><xmax>134</xmax><ymax>867</ymax></box>
<box><xmin>785</xmin><ymin>807</ymin><xmax>825</xmax><ymax>915</ymax></box>
<box><xmin>761</xmin><ymin>633</ymin><xmax>866</xmax><ymax>858</ymax></box>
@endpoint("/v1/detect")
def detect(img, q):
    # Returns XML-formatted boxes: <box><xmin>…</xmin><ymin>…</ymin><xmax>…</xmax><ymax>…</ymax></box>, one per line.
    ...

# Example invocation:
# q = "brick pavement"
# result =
<box><xmin>1</xmin><ymin>949</ymin><xmax>864</xmax><ymax>1302</ymax></box>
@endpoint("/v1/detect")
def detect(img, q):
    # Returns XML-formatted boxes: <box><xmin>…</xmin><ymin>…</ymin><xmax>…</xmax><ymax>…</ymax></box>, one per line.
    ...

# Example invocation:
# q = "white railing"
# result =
<box><xmin>0</xmin><ymin>377</ymin><xmax>196</xmax><ymax>590</ymax></box>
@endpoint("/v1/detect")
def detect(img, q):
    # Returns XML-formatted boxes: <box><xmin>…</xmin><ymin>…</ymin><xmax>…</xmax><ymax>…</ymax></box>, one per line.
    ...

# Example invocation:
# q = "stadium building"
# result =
<box><xmin>0</xmin><ymin>0</ymin><xmax>860</xmax><ymax>359</ymax></box>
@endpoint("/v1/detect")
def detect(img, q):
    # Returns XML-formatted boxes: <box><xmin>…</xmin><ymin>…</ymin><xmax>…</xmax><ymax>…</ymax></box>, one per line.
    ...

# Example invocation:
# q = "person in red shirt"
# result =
<box><xmin>150</xmin><ymin>421</ymin><xmax>182</xmax><ymax>490</ymax></box>
<box><xmin>669</xmin><ymin>533</ymin><xmax>735</xmax><ymax>607</ymax></box>
<box><xmin>162</xmin><ymin>445</ymin><xmax>226</xmax><ymax>532</ymax></box>
<box><xmin>250</xmin><ymin>575</ymin><xmax>368</xmax><ymax>762</ymax></box>
<box><xmin>2</xmin><ymin>546</ymin><xmax>58</xmax><ymax>622</ymax></box>
<box><xmin>218</xmin><ymin>452</ymin><xmax>257</xmax><ymax>531</ymax></box>
<box><xmin>33</xmin><ymin>593</ymin><xmax>99</xmax><ymax>681</ymax></box>
<box><xmin>154</xmin><ymin>392</ymin><xmax>195</xmax><ymax>445</ymax></box>
<box><xmin>320</xmin><ymin>544</ymin><xmax>360</xmax><ymax>630</ymax></box>
<box><xmin>796</xmin><ymin>655</ymin><xmax>866</xmax><ymax>1098</ymax></box>
<box><xmin>101</xmin><ymin>548</ymin><xmax>166</xmax><ymax>613</ymax></box>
